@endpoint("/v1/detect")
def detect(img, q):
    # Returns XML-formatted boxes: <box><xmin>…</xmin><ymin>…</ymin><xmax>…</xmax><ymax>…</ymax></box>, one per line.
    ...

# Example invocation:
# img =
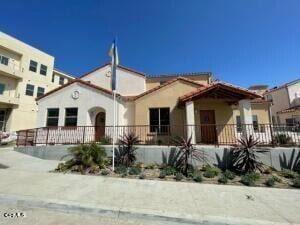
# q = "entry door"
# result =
<box><xmin>200</xmin><ymin>110</ymin><xmax>217</xmax><ymax>144</ymax></box>
<box><xmin>95</xmin><ymin>112</ymin><xmax>106</xmax><ymax>141</ymax></box>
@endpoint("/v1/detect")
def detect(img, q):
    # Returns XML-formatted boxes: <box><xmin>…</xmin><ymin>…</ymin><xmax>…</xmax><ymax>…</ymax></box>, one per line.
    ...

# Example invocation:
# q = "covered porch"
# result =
<box><xmin>180</xmin><ymin>82</ymin><xmax>262</xmax><ymax>144</ymax></box>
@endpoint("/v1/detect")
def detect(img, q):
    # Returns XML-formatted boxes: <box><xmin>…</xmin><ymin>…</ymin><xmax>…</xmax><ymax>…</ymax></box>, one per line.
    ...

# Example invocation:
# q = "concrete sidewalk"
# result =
<box><xmin>0</xmin><ymin>168</ymin><xmax>299</xmax><ymax>225</ymax></box>
<box><xmin>0</xmin><ymin>147</ymin><xmax>60</xmax><ymax>172</ymax></box>
<box><xmin>0</xmin><ymin>148</ymin><xmax>300</xmax><ymax>225</ymax></box>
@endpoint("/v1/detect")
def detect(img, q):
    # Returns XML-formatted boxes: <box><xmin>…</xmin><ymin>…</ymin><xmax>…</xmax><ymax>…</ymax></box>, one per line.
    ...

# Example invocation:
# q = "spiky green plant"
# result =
<box><xmin>232</xmin><ymin>135</ymin><xmax>269</xmax><ymax>173</ymax></box>
<box><xmin>172</xmin><ymin>135</ymin><xmax>206</xmax><ymax>176</ymax></box>
<box><xmin>116</xmin><ymin>133</ymin><xmax>141</xmax><ymax>167</ymax></box>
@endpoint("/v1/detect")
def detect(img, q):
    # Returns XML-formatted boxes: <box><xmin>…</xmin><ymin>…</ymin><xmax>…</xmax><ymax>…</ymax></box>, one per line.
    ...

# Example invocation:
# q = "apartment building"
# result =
<box><xmin>0</xmin><ymin>31</ymin><xmax>74</xmax><ymax>132</ymax></box>
<box><xmin>264</xmin><ymin>79</ymin><xmax>300</xmax><ymax>125</ymax></box>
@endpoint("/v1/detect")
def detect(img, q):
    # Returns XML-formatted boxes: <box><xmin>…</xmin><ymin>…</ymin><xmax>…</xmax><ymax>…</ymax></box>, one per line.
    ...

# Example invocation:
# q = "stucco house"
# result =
<box><xmin>264</xmin><ymin>79</ymin><xmax>300</xmax><ymax>126</ymax></box>
<box><xmin>33</xmin><ymin>63</ymin><xmax>272</xmax><ymax>145</ymax></box>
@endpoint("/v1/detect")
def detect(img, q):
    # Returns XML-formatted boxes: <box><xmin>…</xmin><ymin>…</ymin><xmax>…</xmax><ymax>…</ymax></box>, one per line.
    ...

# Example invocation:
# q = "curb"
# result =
<box><xmin>0</xmin><ymin>194</ymin><xmax>223</xmax><ymax>225</ymax></box>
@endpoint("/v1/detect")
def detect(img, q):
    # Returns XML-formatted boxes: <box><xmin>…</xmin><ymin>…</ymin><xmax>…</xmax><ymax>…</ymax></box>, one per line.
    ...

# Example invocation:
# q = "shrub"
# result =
<box><xmin>203</xmin><ymin>170</ymin><xmax>217</xmax><ymax>178</ymax></box>
<box><xmin>274</xmin><ymin>134</ymin><xmax>292</xmax><ymax>146</ymax></box>
<box><xmin>175</xmin><ymin>173</ymin><xmax>184</xmax><ymax>181</ymax></box>
<box><xmin>241</xmin><ymin>172</ymin><xmax>260</xmax><ymax>186</ymax></box>
<box><xmin>202</xmin><ymin>165</ymin><xmax>220</xmax><ymax>178</ymax></box>
<box><xmin>128</xmin><ymin>166</ymin><xmax>141</xmax><ymax>175</ymax></box>
<box><xmin>116</xmin><ymin>133</ymin><xmax>141</xmax><ymax>167</ymax></box>
<box><xmin>139</xmin><ymin>173</ymin><xmax>146</xmax><ymax>179</ymax></box>
<box><xmin>115</xmin><ymin>165</ymin><xmax>127</xmax><ymax>174</ymax></box>
<box><xmin>193</xmin><ymin>175</ymin><xmax>203</xmax><ymax>183</ymax></box>
<box><xmin>145</xmin><ymin>164</ymin><xmax>157</xmax><ymax>169</ymax></box>
<box><xmin>121</xmin><ymin>173</ymin><xmax>127</xmax><ymax>178</ymax></box>
<box><xmin>272</xmin><ymin>175</ymin><xmax>282</xmax><ymax>183</ymax></box>
<box><xmin>172</xmin><ymin>135</ymin><xmax>206</xmax><ymax>176</ymax></box>
<box><xmin>159</xmin><ymin>170</ymin><xmax>167</xmax><ymax>179</ymax></box>
<box><xmin>224</xmin><ymin>170</ymin><xmax>236</xmax><ymax>180</ymax></box>
<box><xmin>163</xmin><ymin>166</ymin><xmax>177</xmax><ymax>176</ymax></box>
<box><xmin>292</xmin><ymin>177</ymin><xmax>300</xmax><ymax>188</ymax></box>
<box><xmin>58</xmin><ymin>143</ymin><xmax>107</xmax><ymax>174</ymax></box>
<box><xmin>101</xmin><ymin>169</ymin><xmax>109</xmax><ymax>176</ymax></box>
<box><xmin>281</xmin><ymin>169</ymin><xmax>297</xmax><ymax>179</ymax></box>
<box><xmin>218</xmin><ymin>175</ymin><xmax>228</xmax><ymax>184</ymax></box>
<box><xmin>232</xmin><ymin>135</ymin><xmax>269</xmax><ymax>173</ymax></box>
<box><xmin>265</xmin><ymin>177</ymin><xmax>275</xmax><ymax>187</ymax></box>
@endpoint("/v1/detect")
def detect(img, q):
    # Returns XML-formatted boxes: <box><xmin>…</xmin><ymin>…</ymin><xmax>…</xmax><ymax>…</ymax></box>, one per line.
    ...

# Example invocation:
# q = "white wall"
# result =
<box><xmin>81</xmin><ymin>65</ymin><xmax>146</xmax><ymax>96</ymax></box>
<box><xmin>287</xmin><ymin>81</ymin><xmax>300</xmax><ymax>106</ymax></box>
<box><xmin>37</xmin><ymin>82</ymin><xmax>134</xmax><ymax>127</ymax></box>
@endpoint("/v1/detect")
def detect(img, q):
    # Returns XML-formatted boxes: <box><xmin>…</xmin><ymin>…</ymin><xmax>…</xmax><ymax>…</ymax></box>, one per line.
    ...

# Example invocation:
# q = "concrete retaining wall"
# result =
<box><xmin>14</xmin><ymin>145</ymin><xmax>300</xmax><ymax>171</ymax></box>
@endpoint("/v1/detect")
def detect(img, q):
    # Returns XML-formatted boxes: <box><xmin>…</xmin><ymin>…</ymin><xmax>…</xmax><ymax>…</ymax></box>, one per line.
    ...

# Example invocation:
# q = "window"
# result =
<box><xmin>25</xmin><ymin>84</ymin><xmax>34</xmax><ymax>96</ymax></box>
<box><xmin>52</xmin><ymin>74</ymin><xmax>55</xmax><ymax>83</ymax></box>
<box><xmin>47</xmin><ymin>108</ymin><xmax>59</xmax><ymax>126</ymax></box>
<box><xmin>29</xmin><ymin>60</ymin><xmax>38</xmax><ymax>72</ymax></box>
<box><xmin>59</xmin><ymin>76</ymin><xmax>64</xmax><ymax>85</ymax></box>
<box><xmin>266</xmin><ymin>94</ymin><xmax>272</xmax><ymax>101</ymax></box>
<box><xmin>65</xmin><ymin>108</ymin><xmax>78</xmax><ymax>126</ymax></box>
<box><xmin>286</xmin><ymin>118</ymin><xmax>294</xmax><ymax>126</ymax></box>
<box><xmin>0</xmin><ymin>83</ymin><xmax>5</xmax><ymax>95</ymax></box>
<box><xmin>0</xmin><ymin>110</ymin><xmax>6</xmax><ymax>131</ymax></box>
<box><xmin>40</xmin><ymin>64</ymin><xmax>47</xmax><ymax>75</ymax></box>
<box><xmin>37</xmin><ymin>87</ymin><xmax>45</xmax><ymax>97</ymax></box>
<box><xmin>236</xmin><ymin>115</ymin><xmax>242</xmax><ymax>132</ymax></box>
<box><xmin>0</xmin><ymin>55</ymin><xmax>9</xmax><ymax>65</ymax></box>
<box><xmin>149</xmin><ymin>108</ymin><xmax>170</xmax><ymax>133</ymax></box>
<box><xmin>252</xmin><ymin>115</ymin><xmax>259</xmax><ymax>132</ymax></box>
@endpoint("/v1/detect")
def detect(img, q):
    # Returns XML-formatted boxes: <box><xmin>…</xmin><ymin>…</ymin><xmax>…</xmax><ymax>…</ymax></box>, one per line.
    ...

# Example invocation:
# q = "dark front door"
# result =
<box><xmin>95</xmin><ymin>112</ymin><xmax>105</xmax><ymax>141</ymax></box>
<box><xmin>200</xmin><ymin>110</ymin><xmax>217</xmax><ymax>144</ymax></box>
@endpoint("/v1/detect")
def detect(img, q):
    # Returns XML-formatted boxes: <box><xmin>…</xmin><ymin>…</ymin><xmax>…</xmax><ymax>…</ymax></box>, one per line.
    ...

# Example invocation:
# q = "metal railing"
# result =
<box><xmin>16</xmin><ymin>124</ymin><xmax>300</xmax><ymax>147</ymax></box>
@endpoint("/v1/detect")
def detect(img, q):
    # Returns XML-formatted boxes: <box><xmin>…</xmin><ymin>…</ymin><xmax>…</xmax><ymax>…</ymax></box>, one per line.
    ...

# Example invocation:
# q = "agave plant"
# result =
<box><xmin>59</xmin><ymin>143</ymin><xmax>107</xmax><ymax>174</ymax></box>
<box><xmin>116</xmin><ymin>132</ymin><xmax>141</xmax><ymax>167</ymax></box>
<box><xmin>232</xmin><ymin>135</ymin><xmax>269</xmax><ymax>173</ymax></box>
<box><xmin>172</xmin><ymin>135</ymin><xmax>206</xmax><ymax>176</ymax></box>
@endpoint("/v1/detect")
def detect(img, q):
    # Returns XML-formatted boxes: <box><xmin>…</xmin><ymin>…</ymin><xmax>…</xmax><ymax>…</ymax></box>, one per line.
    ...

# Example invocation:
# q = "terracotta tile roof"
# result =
<box><xmin>250</xmin><ymin>98</ymin><xmax>271</xmax><ymax>104</ymax></box>
<box><xmin>79</xmin><ymin>62</ymin><xmax>146</xmax><ymax>78</ymax></box>
<box><xmin>36</xmin><ymin>79</ymin><xmax>124</xmax><ymax>101</ymax></box>
<box><xmin>179</xmin><ymin>81</ymin><xmax>262</xmax><ymax>102</ymax></box>
<box><xmin>147</xmin><ymin>71</ymin><xmax>212</xmax><ymax>79</ymax></box>
<box><xmin>277</xmin><ymin>106</ymin><xmax>300</xmax><ymax>114</ymax></box>
<box><xmin>132</xmin><ymin>77</ymin><xmax>205</xmax><ymax>101</ymax></box>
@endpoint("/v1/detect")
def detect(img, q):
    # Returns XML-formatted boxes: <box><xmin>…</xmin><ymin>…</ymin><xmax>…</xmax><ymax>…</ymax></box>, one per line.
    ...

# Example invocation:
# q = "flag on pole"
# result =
<box><xmin>108</xmin><ymin>38</ymin><xmax>119</xmax><ymax>171</ymax></box>
<box><xmin>108</xmin><ymin>38</ymin><xmax>119</xmax><ymax>91</ymax></box>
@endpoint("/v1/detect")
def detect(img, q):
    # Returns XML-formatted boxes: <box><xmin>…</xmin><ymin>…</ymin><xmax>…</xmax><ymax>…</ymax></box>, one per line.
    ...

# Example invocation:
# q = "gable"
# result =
<box><xmin>134</xmin><ymin>79</ymin><xmax>200</xmax><ymax>102</ymax></box>
<box><xmin>80</xmin><ymin>64</ymin><xmax>146</xmax><ymax>96</ymax></box>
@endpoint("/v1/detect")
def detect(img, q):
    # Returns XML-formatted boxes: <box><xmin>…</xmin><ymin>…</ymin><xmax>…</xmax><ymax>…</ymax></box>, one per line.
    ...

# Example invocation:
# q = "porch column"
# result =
<box><xmin>238</xmin><ymin>99</ymin><xmax>253</xmax><ymax>138</ymax></box>
<box><xmin>185</xmin><ymin>101</ymin><xmax>196</xmax><ymax>144</ymax></box>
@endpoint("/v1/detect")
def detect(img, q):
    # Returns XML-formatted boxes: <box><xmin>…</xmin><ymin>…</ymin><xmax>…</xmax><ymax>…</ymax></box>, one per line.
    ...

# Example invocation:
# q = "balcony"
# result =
<box><xmin>0</xmin><ymin>61</ymin><xmax>22</xmax><ymax>79</ymax></box>
<box><xmin>0</xmin><ymin>95</ymin><xmax>19</xmax><ymax>105</ymax></box>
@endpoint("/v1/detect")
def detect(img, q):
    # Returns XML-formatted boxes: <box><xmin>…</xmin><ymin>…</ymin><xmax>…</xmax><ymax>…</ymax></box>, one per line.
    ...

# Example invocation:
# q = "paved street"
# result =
<box><xmin>0</xmin><ymin>148</ymin><xmax>299</xmax><ymax>225</ymax></box>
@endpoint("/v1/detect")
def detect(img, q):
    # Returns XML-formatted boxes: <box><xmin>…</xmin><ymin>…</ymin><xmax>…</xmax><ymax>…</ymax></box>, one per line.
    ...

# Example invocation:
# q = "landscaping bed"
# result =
<box><xmin>54</xmin><ymin>162</ymin><xmax>300</xmax><ymax>189</ymax></box>
<box><xmin>54</xmin><ymin>134</ymin><xmax>300</xmax><ymax>189</ymax></box>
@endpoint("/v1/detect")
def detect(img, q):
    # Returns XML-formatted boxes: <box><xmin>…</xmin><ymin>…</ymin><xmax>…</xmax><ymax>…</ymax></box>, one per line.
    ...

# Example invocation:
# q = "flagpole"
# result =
<box><xmin>112</xmin><ymin>89</ymin><xmax>116</xmax><ymax>171</ymax></box>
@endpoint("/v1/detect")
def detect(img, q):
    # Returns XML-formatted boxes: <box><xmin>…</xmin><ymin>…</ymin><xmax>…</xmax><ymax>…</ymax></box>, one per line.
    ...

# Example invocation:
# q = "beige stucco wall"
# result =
<box><xmin>232</xmin><ymin>103</ymin><xmax>270</xmax><ymax>124</ymax></box>
<box><xmin>0</xmin><ymin>31</ymin><xmax>62</xmax><ymax>131</ymax></box>
<box><xmin>277</xmin><ymin>110</ymin><xmax>300</xmax><ymax>124</ymax></box>
<box><xmin>134</xmin><ymin>80</ymin><xmax>199</xmax><ymax>143</ymax></box>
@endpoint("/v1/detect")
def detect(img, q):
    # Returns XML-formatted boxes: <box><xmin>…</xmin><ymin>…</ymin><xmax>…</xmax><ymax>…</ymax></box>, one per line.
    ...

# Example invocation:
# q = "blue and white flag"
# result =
<box><xmin>108</xmin><ymin>38</ymin><xmax>119</xmax><ymax>91</ymax></box>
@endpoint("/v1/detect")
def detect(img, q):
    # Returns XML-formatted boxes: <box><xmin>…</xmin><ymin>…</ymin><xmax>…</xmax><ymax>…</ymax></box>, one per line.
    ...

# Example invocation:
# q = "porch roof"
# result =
<box><xmin>179</xmin><ymin>81</ymin><xmax>262</xmax><ymax>103</ymax></box>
